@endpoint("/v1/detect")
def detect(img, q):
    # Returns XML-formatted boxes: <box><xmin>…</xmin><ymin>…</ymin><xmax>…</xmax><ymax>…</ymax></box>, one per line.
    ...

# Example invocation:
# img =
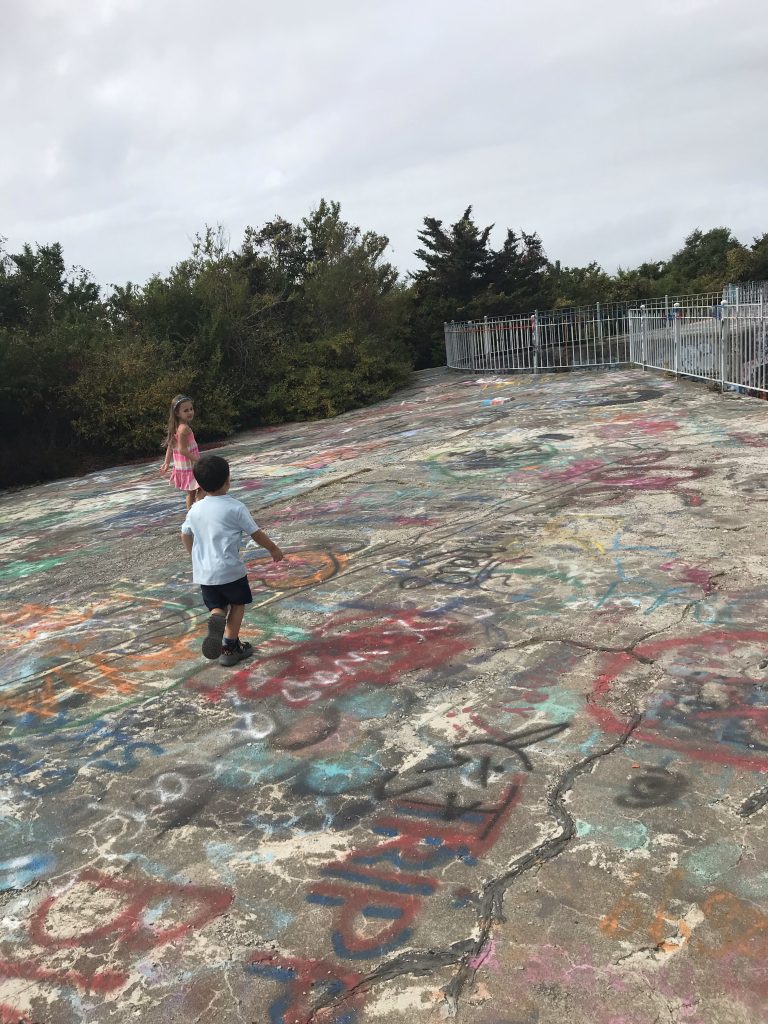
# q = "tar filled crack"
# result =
<box><xmin>442</xmin><ymin>711</ymin><xmax>643</xmax><ymax>1016</ymax></box>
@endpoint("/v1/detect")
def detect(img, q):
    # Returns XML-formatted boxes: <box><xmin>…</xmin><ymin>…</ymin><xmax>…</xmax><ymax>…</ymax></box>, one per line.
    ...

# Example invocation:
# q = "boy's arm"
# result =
<box><xmin>182</xmin><ymin>532</ymin><xmax>194</xmax><ymax>555</ymax></box>
<box><xmin>251</xmin><ymin>529</ymin><xmax>284</xmax><ymax>562</ymax></box>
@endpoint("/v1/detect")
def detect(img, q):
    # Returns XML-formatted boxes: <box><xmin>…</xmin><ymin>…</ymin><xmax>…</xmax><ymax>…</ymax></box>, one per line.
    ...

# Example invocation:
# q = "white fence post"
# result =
<box><xmin>673</xmin><ymin>303</ymin><xmax>681</xmax><ymax>377</ymax></box>
<box><xmin>596</xmin><ymin>301</ymin><xmax>604</xmax><ymax>363</ymax></box>
<box><xmin>641</xmin><ymin>304</ymin><xmax>647</xmax><ymax>371</ymax></box>
<box><xmin>533</xmin><ymin>310</ymin><xmax>540</xmax><ymax>374</ymax></box>
<box><xmin>720</xmin><ymin>302</ymin><xmax>728</xmax><ymax>391</ymax></box>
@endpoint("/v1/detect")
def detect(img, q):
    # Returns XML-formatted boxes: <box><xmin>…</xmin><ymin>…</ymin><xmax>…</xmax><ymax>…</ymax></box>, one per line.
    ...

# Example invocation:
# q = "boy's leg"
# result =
<box><xmin>224</xmin><ymin>604</ymin><xmax>245</xmax><ymax>641</ymax></box>
<box><xmin>200</xmin><ymin>582</ymin><xmax>228</xmax><ymax>660</ymax></box>
<box><xmin>216</xmin><ymin>579</ymin><xmax>254</xmax><ymax>667</ymax></box>
<box><xmin>201</xmin><ymin>606</ymin><xmax>227</xmax><ymax>660</ymax></box>
<box><xmin>219</xmin><ymin>604</ymin><xmax>255</xmax><ymax>666</ymax></box>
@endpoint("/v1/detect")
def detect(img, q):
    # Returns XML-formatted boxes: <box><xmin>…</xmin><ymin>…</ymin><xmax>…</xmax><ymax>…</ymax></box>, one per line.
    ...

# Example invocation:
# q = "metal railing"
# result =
<box><xmin>630</xmin><ymin>295</ymin><xmax>768</xmax><ymax>395</ymax></box>
<box><xmin>444</xmin><ymin>283</ymin><xmax>768</xmax><ymax>397</ymax></box>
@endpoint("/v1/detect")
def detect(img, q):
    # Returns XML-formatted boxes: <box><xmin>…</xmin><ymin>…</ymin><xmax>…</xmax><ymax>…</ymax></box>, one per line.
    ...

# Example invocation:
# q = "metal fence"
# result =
<box><xmin>630</xmin><ymin>294</ymin><xmax>768</xmax><ymax>395</ymax></box>
<box><xmin>444</xmin><ymin>283</ymin><xmax>768</xmax><ymax>397</ymax></box>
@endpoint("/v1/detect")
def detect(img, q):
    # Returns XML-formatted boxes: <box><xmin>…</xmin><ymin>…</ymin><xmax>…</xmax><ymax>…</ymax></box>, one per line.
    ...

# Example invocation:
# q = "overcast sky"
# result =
<box><xmin>3</xmin><ymin>0</ymin><xmax>768</xmax><ymax>288</ymax></box>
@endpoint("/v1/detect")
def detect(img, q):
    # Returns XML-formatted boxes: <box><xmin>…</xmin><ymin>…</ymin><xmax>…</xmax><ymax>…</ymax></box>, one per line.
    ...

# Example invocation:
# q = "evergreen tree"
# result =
<box><xmin>483</xmin><ymin>229</ymin><xmax>552</xmax><ymax>312</ymax></box>
<box><xmin>407</xmin><ymin>207</ymin><xmax>494</xmax><ymax>367</ymax></box>
<box><xmin>413</xmin><ymin>207</ymin><xmax>493</xmax><ymax>302</ymax></box>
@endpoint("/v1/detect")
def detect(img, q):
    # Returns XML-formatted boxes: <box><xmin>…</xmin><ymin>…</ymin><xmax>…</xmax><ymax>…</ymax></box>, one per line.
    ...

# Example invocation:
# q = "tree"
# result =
<box><xmin>482</xmin><ymin>229</ymin><xmax>553</xmax><ymax>313</ymax></box>
<box><xmin>301</xmin><ymin>202</ymin><xmax>399</xmax><ymax>325</ymax></box>
<box><xmin>609</xmin><ymin>262</ymin><xmax>666</xmax><ymax>302</ymax></box>
<box><xmin>752</xmin><ymin>233</ymin><xmax>768</xmax><ymax>279</ymax></box>
<box><xmin>407</xmin><ymin>207</ymin><xmax>495</xmax><ymax>368</ymax></box>
<box><xmin>241</xmin><ymin>216</ymin><xmax>309</xmax><ymax>296</ymax></box>
<box><xmin>663</xmin><ymin>227</ymin><xmax>741</xmax><ymax>292</ymax></box>
<box><xmin>0</xmin><ymin>201</ymin><xmax>413</xmax><ymax>488</ymax></box>
<box><xmin>260</xmin><ymin>200</ymin><xmax>409</xmax><ymax>421</ymax></box>
<box><xmin>548</xmin><ymin>261</ymin><xmax>612</xmax><ymax>307</ymax></box>
<box><xmin>0</xmin><ymin>239</ymin><xmax>101</xmax><ymax>332</ymax></box>
<box><xmin>412</xmin><ymin>207</ymin><xmax>493</xmax><ymax>302</ymax></box>
<box><xmin>734</xmin><ymin>233</ymin><xmax>768</xmax><ymax>282</ymax></box>
<box><xmin>407</xmin><ymin>209</ymin><xmax>558</xmax><ymax>366</ymax></box>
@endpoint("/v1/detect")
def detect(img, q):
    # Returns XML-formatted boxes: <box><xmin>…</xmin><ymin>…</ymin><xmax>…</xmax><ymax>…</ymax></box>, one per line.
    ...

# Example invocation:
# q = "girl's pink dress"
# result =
<box><xmin>169</xmin><ymin>428</ymin><xmax>200</xmax><ymax>491</ymax></box>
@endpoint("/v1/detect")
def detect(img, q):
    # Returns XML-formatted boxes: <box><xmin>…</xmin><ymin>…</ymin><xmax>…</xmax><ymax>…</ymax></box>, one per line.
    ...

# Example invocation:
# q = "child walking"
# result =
<box><xmin>182</xmin><ymin>454</ymin><xmax>284</xmax><ymax>666</ymax></box>
<box><xmin>161</xmin><ymin>394</ymin><xmax>200</xmax><ymax>511</ymax></box>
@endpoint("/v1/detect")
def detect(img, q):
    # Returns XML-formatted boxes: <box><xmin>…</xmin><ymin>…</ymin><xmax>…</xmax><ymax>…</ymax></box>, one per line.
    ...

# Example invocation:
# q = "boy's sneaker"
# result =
<box><xmin>218</xmin><ymin>640</ymin><xmax>254</xmax><ymax>667</ymax></box>
<box><xmin>201</xmin><ymin>613</ymin><xmax>226</xmax><ymax>660</ymax></box>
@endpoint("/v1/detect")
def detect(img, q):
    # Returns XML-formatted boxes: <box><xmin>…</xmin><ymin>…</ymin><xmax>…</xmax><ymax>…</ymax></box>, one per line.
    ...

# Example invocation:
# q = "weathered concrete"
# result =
<box><xmin>1</xmin><ymin>367</ymin><xmax>767</xmax><ymax>1024</ymax></box>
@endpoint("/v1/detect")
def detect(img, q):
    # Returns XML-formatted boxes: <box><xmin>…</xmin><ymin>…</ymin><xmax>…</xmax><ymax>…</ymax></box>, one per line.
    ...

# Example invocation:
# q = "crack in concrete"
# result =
<box><xmin>613</xmin><ymin>941</ymin><xmax>669</xmax><ymax>964</ymax></box>
<box><xmin>519</xmin><ymin>604</ymin><xmax>698</xmax><ymax>675</ymax></box>
<box><xmin>305</xmin><ymin>950</ymin><xmax>465</xmax><ymax>1024</ymax></box>
<box><xmin>308</xmin><ymin>714</ymin><xmax>643</xmax><ymax>1022</ymax></box>
<box><xmin>251</xmin><ymin>614</ymin><xmax>692</xmax><ymax>1022</ymax></box>
<box><xmin>441</xmin><ymin>712</ymin><xmax>643</xmax><ymax>1017</ymax></box>
<box><xmin>613</xmin><ymin>936</ymin><xmax>681</xmax><ymax>968</ymax></box>
<box><xmin>739</xmin><ymin>783</ymin><xmax>768</xmax><ymax>818</ymax></box>
<box><xmin>253</xmin><ymin>467</ymin><xmax>375</xmax><ymax>512</ymax></box>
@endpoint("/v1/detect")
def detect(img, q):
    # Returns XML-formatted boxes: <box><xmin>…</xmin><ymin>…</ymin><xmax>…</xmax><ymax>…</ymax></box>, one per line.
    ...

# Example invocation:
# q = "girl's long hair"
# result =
<box><xmin>165</xmin><ymin>395</ymin><xmax>192</xmax><ymax>450</ymax></box>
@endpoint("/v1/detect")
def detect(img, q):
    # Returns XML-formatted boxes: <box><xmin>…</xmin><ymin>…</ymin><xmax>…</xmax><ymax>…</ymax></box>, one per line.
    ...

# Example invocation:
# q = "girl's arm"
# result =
<box><xmin>176</xmin><ymin>425</ymin><xmax>199</xmax><ymax>464</ymax></box>
<box><xmin>160</xmin><ymin>446</ymin><xmax>171</xmax><ymax>475</ymax></box>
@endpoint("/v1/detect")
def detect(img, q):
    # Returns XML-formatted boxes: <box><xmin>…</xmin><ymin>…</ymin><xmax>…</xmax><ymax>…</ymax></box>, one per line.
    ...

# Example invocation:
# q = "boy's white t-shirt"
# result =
<box><xmin>181</xmin><ymin>494</ymin><xmax>260</xmax><ymax>585</ymax></box>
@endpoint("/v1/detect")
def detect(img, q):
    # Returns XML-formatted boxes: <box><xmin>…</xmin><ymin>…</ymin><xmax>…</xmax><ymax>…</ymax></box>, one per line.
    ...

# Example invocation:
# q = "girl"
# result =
<box><xmin>161</xmin><ymin>395</ymin><xmax>200</xmax><ymax>510</ymax></box>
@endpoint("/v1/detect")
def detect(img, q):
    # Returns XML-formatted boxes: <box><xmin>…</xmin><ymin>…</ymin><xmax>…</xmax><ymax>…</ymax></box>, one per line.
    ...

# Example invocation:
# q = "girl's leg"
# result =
<box><xmin>185</xmin><ymin>489</ymin><xmax>196</xmax><ymax>511</ymax></box>
<box><xmin>224</xmin><ymin>604</ymin><xmax>246</xmax><ymax>641</ymax></box>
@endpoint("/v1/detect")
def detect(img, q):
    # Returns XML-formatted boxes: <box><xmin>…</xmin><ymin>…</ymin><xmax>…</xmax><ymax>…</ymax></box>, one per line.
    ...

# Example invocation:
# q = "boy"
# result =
<box><xmin>181</xmin><ymin>454</ymin><xmax>283</xmax><ymax>666</ymax></box>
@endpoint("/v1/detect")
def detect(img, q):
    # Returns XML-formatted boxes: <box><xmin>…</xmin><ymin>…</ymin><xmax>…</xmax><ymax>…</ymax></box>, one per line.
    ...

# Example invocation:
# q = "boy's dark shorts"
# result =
<box><xmin>200</xmin><ymin>576</ymin><xmax>253</xmax><ymax>612</ymax></box>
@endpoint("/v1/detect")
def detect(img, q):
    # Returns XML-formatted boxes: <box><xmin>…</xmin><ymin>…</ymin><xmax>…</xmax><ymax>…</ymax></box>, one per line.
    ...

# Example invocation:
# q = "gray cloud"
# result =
<box><xmin>2</xmin><ymin>0</ymin><xmax>767</xmax><ymax>288</ymax></box>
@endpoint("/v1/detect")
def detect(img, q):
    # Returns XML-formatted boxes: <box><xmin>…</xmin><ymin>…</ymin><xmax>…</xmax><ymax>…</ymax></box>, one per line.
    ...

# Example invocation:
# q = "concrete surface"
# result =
<box><xmin>1</xmin><ymin>366</ymin><xmax>768</xmax><ymax>1024</ymax></box>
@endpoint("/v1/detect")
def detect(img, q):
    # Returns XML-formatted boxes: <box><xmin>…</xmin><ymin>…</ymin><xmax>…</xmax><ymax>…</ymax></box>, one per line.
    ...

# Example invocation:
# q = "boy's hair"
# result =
<box><xmin>194</xmin><ymin>455</ymin><xmax>230</xmax><ymax>493</ymax></box>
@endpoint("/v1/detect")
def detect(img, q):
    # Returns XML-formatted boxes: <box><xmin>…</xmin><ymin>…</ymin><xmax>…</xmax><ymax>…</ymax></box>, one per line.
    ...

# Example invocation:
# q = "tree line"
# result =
<box><xmin>2</xmin><ymin>200</ymin><xmax>766</xmax><ymax>488</ymax></box>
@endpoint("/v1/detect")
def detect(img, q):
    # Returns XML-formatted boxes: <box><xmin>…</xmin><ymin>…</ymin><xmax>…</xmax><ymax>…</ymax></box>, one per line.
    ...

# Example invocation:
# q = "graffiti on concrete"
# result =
<box><xmin>2</xmin><ymin>367</ymin><xmax>768</xmax><ymax>1022</ymax></box>
<box><xmin>614</xmin><ymin>766</ymin><xmax>688</xmax><ymax>808</ymax></box>
<box><xmin>591</xmin><ymin>630</ymin><xmax>768</xmax><ymax>769</ymax></box>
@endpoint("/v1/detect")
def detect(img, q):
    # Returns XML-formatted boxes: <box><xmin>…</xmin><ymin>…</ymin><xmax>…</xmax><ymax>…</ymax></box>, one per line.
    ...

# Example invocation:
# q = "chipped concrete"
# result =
<box><xmin>1</xmin><ymin>367</ymin><xmax>768</xmax><ymax>1023</ymax></box>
